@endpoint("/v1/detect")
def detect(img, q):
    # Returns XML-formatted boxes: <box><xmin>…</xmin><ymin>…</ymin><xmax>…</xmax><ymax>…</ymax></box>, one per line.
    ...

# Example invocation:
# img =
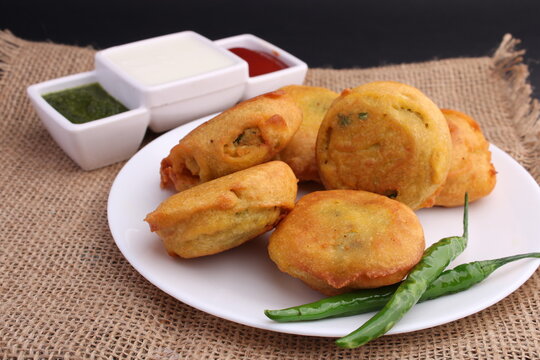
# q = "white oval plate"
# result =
<box><xmin>108</xmin><ymin>115</ymin><xmax>540</xmax><ymax>337</ymax></box>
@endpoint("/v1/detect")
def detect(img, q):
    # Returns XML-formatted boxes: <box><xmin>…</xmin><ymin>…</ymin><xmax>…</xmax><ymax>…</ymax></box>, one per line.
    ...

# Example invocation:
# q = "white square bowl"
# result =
<box><xmin>95</xmin><ymin>31</ymin><xmax>248</xmax><ymax>132</ymax></box>
<box><xmin>214</xmin><ymin>34</ymin><xmax>308</xmax><ymax>100</ymax></box>
<box><xmin>27</xmin><ymin>71</ymin><xmax>150</xmax><ymax>171</ymax></box>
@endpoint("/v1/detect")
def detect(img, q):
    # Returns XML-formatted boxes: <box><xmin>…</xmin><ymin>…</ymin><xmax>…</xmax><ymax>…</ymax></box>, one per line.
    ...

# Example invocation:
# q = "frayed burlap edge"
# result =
<box><xmin>0</xmin><ymin>30</ymin><xmax>23</xmax><ymax>93</ymax></box>
<box><xmin>492</xmin><ymin>33</ymin><xmax>540</xmax><ymax>180</ymax></box>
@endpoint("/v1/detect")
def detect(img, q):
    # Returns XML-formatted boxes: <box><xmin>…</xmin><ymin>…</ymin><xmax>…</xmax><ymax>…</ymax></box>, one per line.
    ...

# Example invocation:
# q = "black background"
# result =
<box><xmin>4</xmin><ymin>0</ymin><xmax>540</xmax><ymax>97</ymax></box>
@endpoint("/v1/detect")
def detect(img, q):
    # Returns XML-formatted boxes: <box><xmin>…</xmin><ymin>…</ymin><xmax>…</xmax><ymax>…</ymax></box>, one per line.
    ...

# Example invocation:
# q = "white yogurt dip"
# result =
<box><xmin>94</xmin><ymin>31</ymin><xmax>248</xmax><ymax>132</ymax></box>
<box><xmin>103</xmin><ymin>35</ymin><xmax>236</xmax><ymax>86</ymax></box>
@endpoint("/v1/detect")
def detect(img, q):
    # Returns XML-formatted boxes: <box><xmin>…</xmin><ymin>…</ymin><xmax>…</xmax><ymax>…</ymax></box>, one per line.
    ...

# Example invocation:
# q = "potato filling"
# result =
<box><xmin>224</xmin><ymin>127</ymin><xmax>264</xmax><ymax>157</ymax></box>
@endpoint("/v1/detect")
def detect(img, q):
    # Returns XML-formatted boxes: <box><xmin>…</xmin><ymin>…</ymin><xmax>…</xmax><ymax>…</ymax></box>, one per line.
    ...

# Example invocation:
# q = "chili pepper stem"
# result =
<box><xmin>479</xmin><ymin>252</ymin><xmax>540</xmax><ymax>274</ymax></box>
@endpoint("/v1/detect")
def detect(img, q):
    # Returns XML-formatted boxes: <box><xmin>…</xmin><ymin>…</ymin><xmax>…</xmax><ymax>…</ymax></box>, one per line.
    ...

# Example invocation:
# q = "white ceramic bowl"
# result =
<box><xmin>27</xmin><ymin>71</ymin><xmax>150</xmax><ymax>171</ymax></box>
<box><xmin>95</xmin><ymin>31</ymin><xmax>248</xmax><ymax>132</ymax></box>
<box><xmin>214</xmin><ymin>34</ymin><xmax>308</xmax><ymax>100</ymax></box>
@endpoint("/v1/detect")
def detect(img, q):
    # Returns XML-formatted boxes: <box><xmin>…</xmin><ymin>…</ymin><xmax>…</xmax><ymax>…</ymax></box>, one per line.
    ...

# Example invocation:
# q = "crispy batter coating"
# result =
<box><xmin>434</xmin><ymin>109</ymin><xmax>496</xmax><ymax>207</ymax></box>
<box><xmin>160</xmin><ymin>91</ymin><xmax>302</xmax><ymax>192</ymax></box>
<box><xmin>316</xmin><ymin>81</ymin><xmax>452</xmax><ymax>210</ymax></box>
<box><xmin>146</xmin><ymin>161</ymin><xmax>298</xmax><ymax>259</ymax></box>
<box><xmin>268</xmin><ymin>190</ymin><xmax>425</xmax><ymax>295</ymax></box>
<box><xmin>275</xmin><ymin>85</ymin><xmax>339</xmax><ymax>182</ymax></box>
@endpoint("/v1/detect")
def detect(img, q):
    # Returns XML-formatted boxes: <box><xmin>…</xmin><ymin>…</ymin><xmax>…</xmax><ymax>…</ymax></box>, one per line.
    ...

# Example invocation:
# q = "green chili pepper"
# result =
<box><xmin>265</xmin><ymin>285</ymin><xmax>397</xmax><ymax>322</ymax></box>
<box><xmin>335</xmin><ymin>195</ymin><xmax>470</xmax><ymax>348</ymax></box>
<box><xmin>264</xmin><ymin>252</ymin><xmax>540</xmax><ymax>322</ymax></box>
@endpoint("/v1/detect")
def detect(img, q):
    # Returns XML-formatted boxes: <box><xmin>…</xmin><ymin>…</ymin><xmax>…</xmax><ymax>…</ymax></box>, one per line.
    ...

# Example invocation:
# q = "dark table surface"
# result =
<box><xmin>4</xmin><ymin>0</ymin><xmax>540</xmax><ymax>97</ymax></box>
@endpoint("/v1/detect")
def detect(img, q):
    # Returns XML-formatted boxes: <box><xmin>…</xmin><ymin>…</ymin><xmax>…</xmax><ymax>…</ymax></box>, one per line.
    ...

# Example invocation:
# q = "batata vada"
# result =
<box><xmin>160</xmin><ymin>90</ymin><xmax>302</xmax><ymax>192</ymax></box>
<box><xmin>434</xmin><ymin>109</ymin><xmax>496</xmax><ymax>207</ymax></box>
<box><xmin>275</xmin><ymin>85</ymin><xmax>339</xmax><ymax>182</ymax></box>
<box><xmin>268</xmin><ymin>190</ymin><xmax>425</xmax><ymax>296</ymax></box>
<box><xmin>316</xmin><ymin>81</ymin><xmax>452</xmax><ymax>209</ymax></box>
<box><xmin>146</xmin><ymin>161</ymin><xmax>298</xmax><ymax>259</ymax></box>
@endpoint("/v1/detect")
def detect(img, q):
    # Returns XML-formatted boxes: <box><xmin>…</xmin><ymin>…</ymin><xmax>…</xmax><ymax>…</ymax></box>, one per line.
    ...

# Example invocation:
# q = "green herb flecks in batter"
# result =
<box><xmin>338</xmin><ymin>113</ymin><xmax>351</xmax><ymax>127</ymax></box>
<box><xmin>233</xmin><ymin>133</ymin><xmax>244</xmax><ymax>145</ymax></box>
<box><xmin>358</xmin><ymin>112</ymin><xmax>368</xmax><ymax>120</ymax></box>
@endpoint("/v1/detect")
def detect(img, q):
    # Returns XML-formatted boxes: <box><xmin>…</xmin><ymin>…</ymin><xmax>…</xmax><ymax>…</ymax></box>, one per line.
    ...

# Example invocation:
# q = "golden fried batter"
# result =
<box><xmin>316</xmin><ymin>81</ymin><xmax>452</xmax><ymax>209</ymax></box>
<box><xmin>160</xmin><ymin>90</ymin><xmax>302</xmax><ymax>192</ymax></box>
<box><xmin>268</xmin><ymin>190</ymin><xmax>425</xmax><ymax>295</ymax></box>
<box><xmin>275</xmin><ymin>85</ymin><xmax>339</xmax><ymax>182</ymax></box>
<box><xmin>435</xmin><ymin>109</ymin><xmax>496</xmax><ymax>207</ymax></box>
<box><xmin>146</xmin><ymin>161</ymin><xmax>298</xmax><ymax>259</ymax></box>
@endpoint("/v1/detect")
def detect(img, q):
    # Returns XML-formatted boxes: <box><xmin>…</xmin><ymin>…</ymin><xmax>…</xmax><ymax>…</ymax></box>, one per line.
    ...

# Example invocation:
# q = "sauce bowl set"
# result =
<box><xmin>27</xmin><ymin>31</ymin><xmax>307</xmax><ymax>170</ymax></box>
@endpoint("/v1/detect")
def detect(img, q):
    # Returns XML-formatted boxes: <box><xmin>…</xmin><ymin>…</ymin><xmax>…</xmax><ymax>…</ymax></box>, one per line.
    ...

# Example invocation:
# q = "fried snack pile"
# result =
<box><xmin>146</xmin><ymin>161</ymin><xmax>297</xmax><ymax>258</ymax></box>
<box><xmin>268</xmin><ymin>190</ymin><xmax>425</xmax><ymax>295</ymax></box>
<box><xmin>145</xmin><ymin>81</ymin><xmax>497</xmax><ymax>294</ymax></box>
<box><xmin>160</xmin><ymin>90</ymin><xmax>302</xmax><ymax>192</ymax></box>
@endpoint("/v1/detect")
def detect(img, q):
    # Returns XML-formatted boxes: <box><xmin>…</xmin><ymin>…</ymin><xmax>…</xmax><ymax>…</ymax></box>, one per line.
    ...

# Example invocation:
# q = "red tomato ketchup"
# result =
<box><xmin>228</xmin><ymin>47</ymin><xmax>288</xmax><ymax>77</ymax></box>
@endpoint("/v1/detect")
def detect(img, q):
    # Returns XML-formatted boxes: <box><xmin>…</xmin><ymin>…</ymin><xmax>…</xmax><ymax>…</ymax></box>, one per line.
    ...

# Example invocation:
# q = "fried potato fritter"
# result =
<box><xmin>434</xmin><ymin>109</ymin><xmax>496</xmax><ymax>206</ymax></box>
<box><xmin>316</xmin><ymin>81</ymin><xmax>452</xmax><ymax>209</ymax></box>
<box><xmin>146</xmin><ymin>161</ymin><xmax>298</xmax><ymax>258</ymax></box>
<box><xmin>275</xmin><ymin>85</ymin><xmax>339</xmax><ymax>182</ymax></box>
<box><xmin>160</xmin><ymin>90</ymin><xmax>302</xmax><ymax>192</ymax></box>
<box><xmin>268</xmin><ymin>190</ymin><xmax>425</xmax><ymax>295</ymax></box>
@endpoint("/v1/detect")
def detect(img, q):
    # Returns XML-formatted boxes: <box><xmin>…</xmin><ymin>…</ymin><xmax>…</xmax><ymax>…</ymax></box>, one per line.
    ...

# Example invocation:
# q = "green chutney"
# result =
<box><xmin>43</xmin><ymin>83</ymin><xmax>128</xmax><ymax>124</ymax></box>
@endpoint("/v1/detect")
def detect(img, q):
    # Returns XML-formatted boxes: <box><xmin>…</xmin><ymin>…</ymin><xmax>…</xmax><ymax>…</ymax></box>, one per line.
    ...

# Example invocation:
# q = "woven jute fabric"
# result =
<box><xmin>0</xmin><ymin>30</ymin><xmax>538</xmax><ymax>359</ymax></box>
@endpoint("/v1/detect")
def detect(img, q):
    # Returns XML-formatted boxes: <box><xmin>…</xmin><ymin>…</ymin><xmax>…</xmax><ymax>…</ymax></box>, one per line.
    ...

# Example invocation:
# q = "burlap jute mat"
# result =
<box><xmin>0</xmin><ymin>30</ymin><xmax>538</xmax><ymax>359</ymax></box>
